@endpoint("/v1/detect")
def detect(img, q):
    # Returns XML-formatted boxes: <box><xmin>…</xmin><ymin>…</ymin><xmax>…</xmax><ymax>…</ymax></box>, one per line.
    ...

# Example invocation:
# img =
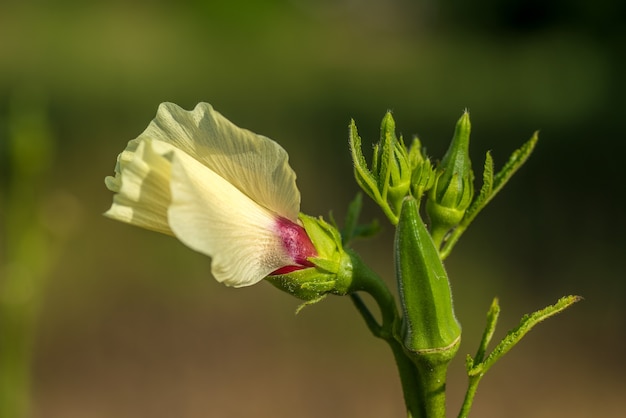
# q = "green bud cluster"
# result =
<box><xmin>349</xmin><ymin>112</ymin><xmax>437</xmax><ymax>225</ymax></box>
<box><xmin>349</xmin><ymin>109</ymin><xmax>538</xmax><ymax>369</ymax></box>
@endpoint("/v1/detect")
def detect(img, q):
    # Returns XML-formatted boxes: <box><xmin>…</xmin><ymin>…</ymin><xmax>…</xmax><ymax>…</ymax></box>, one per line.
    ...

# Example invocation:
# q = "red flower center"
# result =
<box><xmin>271</xmin><ymin>217</ymin><xmax>317</xmax><ymax>275</ymax></box>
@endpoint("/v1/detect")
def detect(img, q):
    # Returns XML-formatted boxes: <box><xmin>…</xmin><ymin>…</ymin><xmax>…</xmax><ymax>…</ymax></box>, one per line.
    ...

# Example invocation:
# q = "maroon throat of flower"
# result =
<box><xmin>271</xmin><ymin>217</ymin><xmax>317</xmax><ymax>275</ymax></box>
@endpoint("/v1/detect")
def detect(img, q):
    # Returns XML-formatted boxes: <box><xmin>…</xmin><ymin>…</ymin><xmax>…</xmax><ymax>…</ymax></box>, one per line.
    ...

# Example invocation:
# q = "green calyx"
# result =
<box><xmin>427</xmin><ymin>111</ymin><xmax>474</xmax><ymax>249</ymax></box>
<box><xmin>266</xmin><ymin>214</ymin><xmax>353</xmax><ymax>303</ymax></box>
<box><xmin>396</xmin><ymin>196</ymin><xmax>461</xmax><ymax>355</ymax></box>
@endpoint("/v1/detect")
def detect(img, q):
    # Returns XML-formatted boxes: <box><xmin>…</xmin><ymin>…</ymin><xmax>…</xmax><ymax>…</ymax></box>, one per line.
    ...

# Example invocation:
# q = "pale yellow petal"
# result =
<box><xmin>167</xmin><ymin>147</ymin><xmax>293</xmax><ymax>287</ymax></box>
<box><xmin>138</xmin><ymin>102</ymin><xmax>300</xmax><ymax>220</ymax></box>
<box><xmin>104</xmin><ymin>140</ymin><xmax>173</xmax><ymax>235</ymax></box>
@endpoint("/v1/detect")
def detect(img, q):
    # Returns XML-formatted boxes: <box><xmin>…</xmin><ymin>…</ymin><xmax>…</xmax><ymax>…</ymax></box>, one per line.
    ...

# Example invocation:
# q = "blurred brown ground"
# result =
<box><xmin>1</xmin><ymin>1</ymin><xmax>625</xmax><ymax>417</ymax></box>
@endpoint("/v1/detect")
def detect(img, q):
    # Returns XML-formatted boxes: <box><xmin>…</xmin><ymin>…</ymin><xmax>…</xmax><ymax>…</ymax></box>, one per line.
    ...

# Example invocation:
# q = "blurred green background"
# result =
<box><xmin>1</xmin><ymin>0</ymin><xmax>624</xmax><ymax>417</ymax></box>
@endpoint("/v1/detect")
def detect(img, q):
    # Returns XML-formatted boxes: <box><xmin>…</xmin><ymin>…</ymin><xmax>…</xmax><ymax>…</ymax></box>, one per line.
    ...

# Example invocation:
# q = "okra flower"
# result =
<box><xmin>104</xmin><ymin>102</ymin><xmax>317</xmax><ymax>287</ymax></box>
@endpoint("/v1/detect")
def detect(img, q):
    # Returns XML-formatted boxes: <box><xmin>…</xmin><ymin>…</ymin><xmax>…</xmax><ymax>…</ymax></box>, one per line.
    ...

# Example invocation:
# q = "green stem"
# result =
<box><xmin>414</xmin><ymin>356</ymin><xmax>450</xmax><ymax>418</ymax></box>
<box><xmin>350</xmin><ymin>294</ymin><xmax>424</xmax><ymax>418</ymax></box>
<box><xmin>347</xmin><ymin>250</ymin><xmax>397</xmax><ymax>337</ymax></box>
<box><xmin>439</xmin><ymin>225</ymin><xmax>465</xmax><ymax>261</ymax></box>
<box><xmin>389</xmin><ymin>339</ymin><xmax>423</xmax><ymax>418</ymax></box>
<box><xmin>348</xmin><ymin>251</ymin><xmax>424</xmax><ymax>417</ymax></box>
<box><xmin>456</xmin><ymin>298</ymin><xmax>500</xmax><ymax>417</ymax></box>
<box><xmin>457</xmin><ymin>374</ymin><xmax>481</xmax><ymax>418</ymax></box>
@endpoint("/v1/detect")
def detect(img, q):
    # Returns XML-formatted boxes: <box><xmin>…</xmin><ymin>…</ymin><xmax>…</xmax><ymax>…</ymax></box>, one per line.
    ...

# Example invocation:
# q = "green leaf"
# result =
<box><xmin>492</xmin><ymin>131</ymin><xmax>538</xmax><ymax>197</ymax></box>
<box><xmin>463</xmin><ymin>151</ymin><xmax>494</xmax><ymax>224</ymax></box>
<box><xmin>342</xmin><ymin>193</ymin><xmax>362</xmax><ymax>245</ymax></box>
<box><xmin>349</xmin><ymin>120</ymin><xmax>381</xmax><ymax>203</ymax></box>
<box><xmin>459</xmin><ymin>295</ymin><xmax>581</xmax><ymax>418</ymax></box>
<box><xmin>462</xmin><ymin>133</ymin><xmax>537</xmax><ymax>228</ymax></box>
<box><xmin>377</xmin><ymin>112</ymin><xmax>396</xmax><ymax>197</ymax></box>
<box><xmin>469</xmin><ymin>295</ymin><xmax>581</xmax><ymax>377</ymax></box>
<box><xmin>473</xmin><ymin>297</ymin><xmax>500</xmax><ymax>366</ymax></box>
<box><xmin>463</xmin><ymin>133</ymin><xmax>537</xmax><ymax>227</ymax></box>
<box><xmin>349</xmin><ymin>219</ymin><xmax>381</xmax><ymax>243</ymax></box>
<box><xmin>341</xmin><ymin>193</ymin><xmax>381</xmax><ymax>246</ymax></box>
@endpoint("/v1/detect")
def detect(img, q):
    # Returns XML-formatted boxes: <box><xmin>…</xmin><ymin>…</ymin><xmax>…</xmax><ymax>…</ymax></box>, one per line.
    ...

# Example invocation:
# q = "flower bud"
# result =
<box><xmin>407</xmin><ymin>137</ymin><xmax>437</xmax><ymax>201</ymax></box>
<box><xmin>426</xmin><ymin>111</ymin><xmax>474</xmax><ymax>248</ymax></box>
<box><xmin>349</xmin><ymin>112</ymin><xmax>412</xmax><ymax>224</ymax></box>
<box><xmin>375</xmin><ymin>112</ymin><xmax>412</xmax><ymax>216</ymax></box>
<box><xmin>396</xmin><ymin>196</ymin><xmax>461</xmax><ymax>355</ymax></box>
<box><xmin>266</xmin><ymin>214</ymin><xmax>353</xmax><ymax>302</ymax></box>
